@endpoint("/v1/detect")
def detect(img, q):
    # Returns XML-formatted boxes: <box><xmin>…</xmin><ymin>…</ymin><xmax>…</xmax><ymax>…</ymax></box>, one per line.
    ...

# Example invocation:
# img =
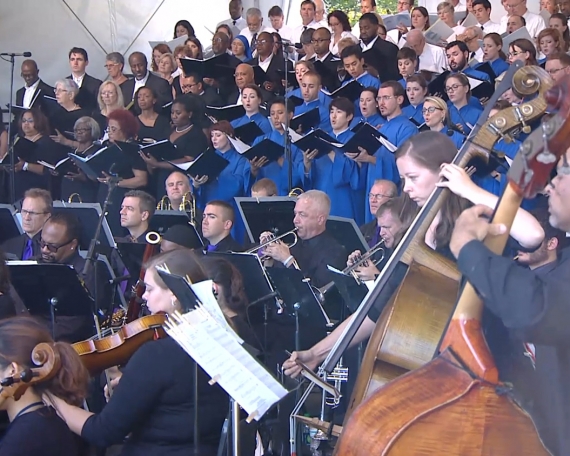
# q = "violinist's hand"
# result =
<box><xmin>436</xmin><ymin>163</ymin><xmax>480</xmax><ymax>200</ymax></box>
<box><xmin>104</xmin><ymin>374</ymin><xmax>122</xmax><ymax>402</ymax></box>
<box><xmin>449</xmin><ymin>204</ymin><xmax>506</xmax><ymax>259</ymax></box>
<box><xmin>249</xmin><ymin>156</ymin><xmax>269</xmax><ymax>177</ymax></box>
<box><xmin>283</xmin><ymin>349</ymin><xmax>319</xmax><ymax>378</ymax></box>
<box><xmin>191</xmin><ymin>175</ymin><xmax>208</xmax><ymax>188</ymax></box>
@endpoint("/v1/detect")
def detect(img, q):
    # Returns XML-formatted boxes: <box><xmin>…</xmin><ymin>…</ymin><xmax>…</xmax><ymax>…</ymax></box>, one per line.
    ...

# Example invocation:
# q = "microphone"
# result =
<box><xmin>0</xmin><ymin>52</ymin><xmax>32</xmax><ymax>57</ymax></box>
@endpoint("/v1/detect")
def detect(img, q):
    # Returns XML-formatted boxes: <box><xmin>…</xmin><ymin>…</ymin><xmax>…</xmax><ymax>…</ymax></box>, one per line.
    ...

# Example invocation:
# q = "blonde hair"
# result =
<box><xmin>424</xmin><ymin>96</ymin><xmax>450</xmax><ymax>126</ymax></box>
<box><xmin>97</xmin><ymin>80</ymin><xmax>125</xmax><ymax>115</ymax></box>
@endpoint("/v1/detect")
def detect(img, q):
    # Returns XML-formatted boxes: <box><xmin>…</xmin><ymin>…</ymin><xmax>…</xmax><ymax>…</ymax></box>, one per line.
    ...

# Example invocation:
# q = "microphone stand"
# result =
<box><xmin>5</xmin><ymin>54</ymin><xmax>17</xmax><ymax>204</ymax></box>
<box><xmin>281</xmin><ymin>43</ymin><xmax>294</xmax><ymax>194</ymax></box>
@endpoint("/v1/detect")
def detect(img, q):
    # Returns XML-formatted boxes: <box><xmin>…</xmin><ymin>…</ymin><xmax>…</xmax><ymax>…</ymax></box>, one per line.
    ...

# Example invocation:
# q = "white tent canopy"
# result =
<box><xmin>0</xmin><ymin>0</ymin><xmax>303</xmax><ymax>110</ymax></box>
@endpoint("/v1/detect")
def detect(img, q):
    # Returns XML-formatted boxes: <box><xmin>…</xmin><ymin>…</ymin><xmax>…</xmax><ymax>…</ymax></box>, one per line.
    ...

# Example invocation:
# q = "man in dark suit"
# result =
<box><xmin>358</xmin><ymin>13</ymin><xmax>399</xmax><ymax>83</ymax></box>
<box><xmin>66</xmin><ymin>47</ymin><xmax>102</xmax><ymax>111</ymax></box>
<box><xmin>226</xmin><ymin>63</ymin><xmax>272</xmax><ymax>105</ymax></box>
<box><xmin>202</xmin><ymin>200</ymin><xmax>243</xmax><ymax>252</ymax></box>
<box><xmin>1</xmin><ymin>188</ymin><xmax>52</xmax><ymax>260</ymax></box>
<box><xmin>246</xmin><ymin>31</ymin><xmax>292</xmax><ymax>95</ymax></box>
<box><xmin>15</xmin><ymin>60</ymin><xmax>54</xmax><ymax>111</ymax></box>
<box><xmin>182</xmin><ymin>73</ymin><xmax>224</xmax><ymax>107</ymax></box>
<box><xmin>120</xmin><ymin>52</ymin><xmax>173</xmax><ymax>111</ymax></box>
<box><xmin>360</xmin><ymin>179</ymin><xmax>397</xmax><ymax>247</ymax></box>
<box><xmin>310</xmin><ymin>27</ymin><xmax>342</xmax><ymax>92</ymax></box>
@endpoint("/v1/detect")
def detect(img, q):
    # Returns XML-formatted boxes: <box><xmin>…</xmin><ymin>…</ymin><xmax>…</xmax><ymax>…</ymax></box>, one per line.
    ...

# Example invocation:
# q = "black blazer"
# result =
<box><xmin>246</xmin><ymin>55</ymin><xmax>293</xmax><ymax>95</ymax></box>
<box><xmin>310</xmin><ymin>53</ymin><xmax>342</xmax><ymax>92</ymax></box>
<box><xmin>363</xmin><ymin>39</ymin><xmax>400</xmax><ymax>83</ymax></box>
<box><xmin>120</xmin><ymin>72</ymin><xmax>173</xmax><ymax>111</ymax></box>
<box><xmin>1</xmin><ymin>232</ymin><xmax>42</xmax><ymax>260</ymax></box>
<box><xmin>207</xmin><ymin>234</ymin><xmax>243</xmax><ymax>253</ymax></box>
<box><xmin>67</xmin><ymin>74</ymin><xmax>102</xmax><ymax>111</ymax></box>
<box><xmin>15</xmin><ymin>79</ymin><xmax>54</xmax><ymax>111</ymax></box>
<box><xmin>200</xmin><ymin>86</ymin><xmax>224</xmax><ymax>107</ymax></box>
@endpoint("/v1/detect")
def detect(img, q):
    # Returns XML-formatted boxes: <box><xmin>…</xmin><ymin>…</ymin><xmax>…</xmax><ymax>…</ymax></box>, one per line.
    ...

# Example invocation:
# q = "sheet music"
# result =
<box><xmin>378</xmin><ymin>136</ymin><xmax>397</xmax><ymax>153</ymax></box>
<box><xmin>227</xmin><ymin>136</ymin><xmax>251</xmax><ymax>154</ymax></box>
<box><xmin>149</xmin><ymin>34</ymin><xmax>188</xmax><ymax>51</ymax></box>
<box><xmin>425</xmin><ymin>20</ymin><xmax>455</xmax><ymax>46</ymax></box>
<box><xmin>165</xmin><ymin>308</ymin><xmax>288</xmax><ymax>420</ymax></box>
<box><xmin>461</xmin><ymin>13</ymin><xmax>478</xmax><ymax>28</ymax></box>
<box><xmin>381</xmin><ymin>12</ymin><xmax>411</xmax><ymax>31</ymax></box>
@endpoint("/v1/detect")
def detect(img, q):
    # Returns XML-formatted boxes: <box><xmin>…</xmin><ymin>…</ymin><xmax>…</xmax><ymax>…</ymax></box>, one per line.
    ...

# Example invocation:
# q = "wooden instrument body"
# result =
<box><xmin>73</xmin><ymin>314</ymin><xmax>166</xmax><ymax>374</ymax></box>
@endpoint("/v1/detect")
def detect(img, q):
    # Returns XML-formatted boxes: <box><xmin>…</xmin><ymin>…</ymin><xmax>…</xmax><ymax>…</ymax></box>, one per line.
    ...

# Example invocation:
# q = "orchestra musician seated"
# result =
<box><xmin>115</xmin><ymin>190</ymin><xmax>156</xmax><ymax>243</ymax></box>
<box><xmin>43</xmin><ymin>250</ymin><xmax>231</xmax><ymax>455</ymax></box>
<box><xmin>1</xmin><ymin>188</ymin><xmax>52</xmax><ymax>260</ymax></box>
<box><xmin>251</xmin><ymin>177</ymin><xmax>278</xmax><ymax>197</ymax></box>
<box><xmin>160</xmin><ymin>224</ymin><xmax>202</xmax><ymax>253</ymax></box>
<box><xmin>202</xmin><ymin>200</ymin><xmax>243</xmax><ymax>252</ymax></box>
<box><xmin>360</xmin><ymin>179</ymin><xmax>397</xmax><ymax>248</ymax></box>
<box><xmin>164</xmin><ymin>170</ymin><xmax>193</xmax><ymax>210</ymax></box>
<box><xmin>0</xmin><ymin>317</ymin><xmax>89</xmax><ymax>456</ymax></box>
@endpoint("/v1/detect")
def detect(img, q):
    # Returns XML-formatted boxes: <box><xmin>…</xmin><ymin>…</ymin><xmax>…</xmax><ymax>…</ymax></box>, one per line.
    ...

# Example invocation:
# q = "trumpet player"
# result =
<box><xmin>360</xmin><ymin>179</ymin><xmax>397</xmax><ymax>248</ymax></box>
<box><xmin>117</xmin><ymin>190</ymin><xmax>156</xmax><ymax>243</ymax></box>
<box><xmin>261</xmin><ymin>190</ymin><xmax>346</xmax><ymax>289</ymax></box>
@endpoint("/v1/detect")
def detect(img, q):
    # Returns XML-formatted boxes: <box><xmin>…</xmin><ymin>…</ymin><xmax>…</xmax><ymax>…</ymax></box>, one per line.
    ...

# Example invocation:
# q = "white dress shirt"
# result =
<box><xmin>499</xmin><ymin>10</ymin><xmax>546</xmax><ymax>37</ymax></box>
<box><xmin>330</xmin><ymin>31</ymin><xmax>358</xmax><ymax>54</ymax></box>
<box><xmin>291</xmin><ymin>21</ymin><xmax>318</xmax><ymax>45</ymax></box>
<box><xmin>264</xmin><ymin>24</ymin><xmax>294</xmax><ymax>42</ymax></box>
<box><xmin>133</xmin><ymin>72</ymin><xmax>150</xmax><ymax>97</ymax></box>
<box><xmin>218</xmin><ymin>17</ymin><xmax>247</xmax><ymax>37</ymax></box>
<box><xmin>479</xmin><ymin>20</ymin><xmax>501</xmax><ymax>34</ymax></box>
<box><xmin>258</xmin><ymin>53</ymin><xmax>273</xmax><ymax>72</ymax></box>
<box><xmin>239</xmin><ymin>26</ymin><xmax>263</xmax><ymax>47</ymax></box>
<box><xmin>23</xmin><ymin>79</ymin><xmax>40</xmax><ymax>108</ymax></box>
<box><xmin>72</xmin><ymin>73</ymin><xmax>85</xmax><ymax>88</ymax></box>
<box><xmin>452</xmin><ymin>1</ymin><xmax>467</xmax><ymax>12</ymax></box>
<box><xmin>419</xmin><ymin>43</ymin><xmax>449</xmax><ymax>72</ymax></box>
<box><xmin>360</xmin><ymin>35</ymin><xmax>379</xmax><ymax>52</ymax></box>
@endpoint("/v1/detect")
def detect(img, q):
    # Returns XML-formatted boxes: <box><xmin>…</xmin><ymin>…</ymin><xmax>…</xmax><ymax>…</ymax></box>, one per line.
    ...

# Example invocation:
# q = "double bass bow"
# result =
<box><xmin>334</xmin><ymin>76</ymin><xmax>570</xmax><ymax>455</ymax></box>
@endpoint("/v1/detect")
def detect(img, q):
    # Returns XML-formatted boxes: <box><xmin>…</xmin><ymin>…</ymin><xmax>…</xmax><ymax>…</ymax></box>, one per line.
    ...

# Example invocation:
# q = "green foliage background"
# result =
<box><xmin>325</xmin><ymin>0</ymin><xmax>399</xmax><ymax>24</ymax></box>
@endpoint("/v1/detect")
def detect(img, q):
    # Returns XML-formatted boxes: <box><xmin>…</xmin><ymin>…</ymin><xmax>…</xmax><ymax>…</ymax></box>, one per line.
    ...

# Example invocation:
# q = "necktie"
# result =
<box><xmin>251</xmin><ymin>33</ymin><xmax>258</xmax><ymax>52</ymax></box>
<box><xmin>470</xmin><ymin>51</ymin><xmax>476</xmax><ymax>59</ymax></box>
<box><xmin>207</xmin><ymin>244</ymin><xmax>217</xmax><ymax>252</ymax></box>
<box><xmin>233</xmin><ymin>19</ymin><xmax>237</xmax><ymax>25</ymax></box>
<box><xmin>22</xmin><ymin>238</ymin><xmax>33</xmax><ymax>260</ymax></box>
<box><xmin>481</xmin><ymin>25</ymin><xmax>484</xmax><ymax>31</ymax></box>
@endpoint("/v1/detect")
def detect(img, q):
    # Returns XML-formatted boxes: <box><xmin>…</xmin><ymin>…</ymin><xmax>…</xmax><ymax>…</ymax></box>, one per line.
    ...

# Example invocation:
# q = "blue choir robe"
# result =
<box><xmin>250</xmin><ymin>130</ymin><xmax>305</xmax><ymax>195</ymax></box>
<box><xmin>294</xmin><ymin>98</ymin><xmax>331</xmax><ymax>131</ymax></box>
<box><xmin>194</xmin><ymin>147</ymin><xmax>251</xmax><ymax>241</ymax></box>
<box><xmin>447</xmin><ymin>101</ymin><xmax>483</xmax><ymax>135</ymax></box>
<box><xmin>350</xmin><ymin>112</ymin><xmax>385</xmax><ymax>129</ymax></box>
<box><xmin>342</xmin><ymin>72</ymin><xmax>380</xmax><ymax>118</ymax></box>
<box><xmin>304</xmin><ymin>128</ymin><xmax>363</xmax><ymax>224</ymax></box>
<box><xmin>287</xmin><ymin>88</ymin><xmax>332</xmax><ymax>108</ymax></box>
<box><xmin>401</xmin><ymin>102</ymin><xmax>424</xmax><ymax>125</ymax></box>
<box><xmin>461</xmin><ymin>67</ymin><xmax>491</xmax><ymax>83</ymax></box>
<box><xmin>398</xmin><ymin>78</ymin><xmax>406</xmax><ymax>88</ymax></box>
<box><xmin>230</xmin><ymin>112</ymin><xmax>272</xmax><ymax>141</ymax></box>
<box><xmin>435</xmin><ymin>125</ymin><xmax>466</xmax><ymax>149</ymax></box>
<box><xmin>360</xmin><ymin>114</ymin><xmax>416</xmax><ymax>223</ymax></box>
<box><xmin>483</xmin><ymin>58</ymin><xmax>509</xmax><ymax>77</ymax></box>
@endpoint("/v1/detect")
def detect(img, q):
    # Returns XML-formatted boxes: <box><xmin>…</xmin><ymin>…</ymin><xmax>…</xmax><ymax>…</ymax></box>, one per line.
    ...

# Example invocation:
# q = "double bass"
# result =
<box><xmin>334</xmin><ymin>76</ymin><xmax>570</xmax><ymax>453</ymax></box>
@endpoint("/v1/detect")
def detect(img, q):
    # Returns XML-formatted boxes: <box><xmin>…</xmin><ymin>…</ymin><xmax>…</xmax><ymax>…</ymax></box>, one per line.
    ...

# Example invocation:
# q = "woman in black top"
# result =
<box><xmin>59</xmin><ymin>116</ymin><xmax>102</xmax><ymax>203</ymax></box>
<box><xmin>135</xmin><ymin>87</ymin><xmax>171</xmax><ymax>142</ymax></box>
<box><xmin>140</xmin><ymin>95</ymin><xmax>209</xmax><ymax>198</ymax></box>
<box><xmin>0</xmin><ymin>317</ymin><xmax>89</xmax><ymax>456</ymax></box>
<box><xmin>46</xmin><ymin>249</ymin><xmax>230</xmax><ymax>456</ymax></box>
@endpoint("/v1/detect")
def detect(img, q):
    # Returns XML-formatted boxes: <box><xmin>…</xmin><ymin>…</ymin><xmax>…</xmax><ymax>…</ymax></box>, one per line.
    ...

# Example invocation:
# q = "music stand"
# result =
<box><xmin>149</xmin><ymin>210</ymin><xmax>204</xmax><ymax>248</ymax></box>
<box><xmin>326</xmin><ymin>216</ymin><xmax>369</xmax><ymax>255</ymax></box>
<box><xmin>235</xmin><ymin>197</ymin><xmax>296</xmax><ymax>244</ymax></box>
<box><xmin>52</xmin><ymin>202</ymin><xmax>115</xmax><ymax>250</ymax></box>
<box><xmin>7</xmin><ymin>262</ymin><xmax>94</xmax><ymax>339</ymax></box>
<box><xmin>0</xmin><ymin>203</ymin><xmax>22</xmax><ymax>244</ymax></box>
<box><xmin>115</xmin><ymin>242</ymin><xmax>147</xmax><ymax>283</ymax></box>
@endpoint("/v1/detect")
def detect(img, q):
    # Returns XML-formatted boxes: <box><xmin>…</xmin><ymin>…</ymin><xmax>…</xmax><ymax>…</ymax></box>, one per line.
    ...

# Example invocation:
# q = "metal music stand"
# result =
<box><xmin>0</xmin><ymin>203</ymin><xmax>22</xmax><ymax>244</ymax></box>
<box><xmin>326</xmin><ymin>216</ymin><xmax>369</xmax><ymax>256</ymax></box>
<box><xmin>235</xmin><ymin>197</ymin><xmax>296</xmax><ymax>244</ymax></box>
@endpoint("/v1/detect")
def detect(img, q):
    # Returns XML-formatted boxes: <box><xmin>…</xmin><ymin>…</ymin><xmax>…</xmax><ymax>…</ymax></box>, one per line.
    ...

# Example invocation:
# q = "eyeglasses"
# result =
<box><xmin>508</xmin><ymin>51</ymin><xmax>523</xmax><ymax>57</ymax></box>
<box><xmin>445</xmin><ymin>83</ymin><xmax>465</xmax><ymax>92</ymax></box>
<box><xmin>21</xmin><ymin>209</ymin><xmax>48</xmax><ymax>217</ymax></box>
<box><xmin>376</xmin><ymin>95</ymin><xmax>395</xmax><ymax>102</ymax></box>
<box><xmin>547</xmin><ymin>66</ymin><xmax>568</xmax><ymax>74</ymax></box>
<box><xmin>101</xmin><ymin>91</ymin><xmax>116</xmax><ymax>96</ymax></box>
<box><xmin>256</xmin><ymin>39</ymin><xmax>271</xmax><ymax>45</ymax></box>
<box><xmin>368</xmin><ymin>193</ymin><xmax>392</xmax><ymax>200</ymax></box>
<box><xmin>73</xmin><ymin>127</ymin><xmax>91</xmax><ymax>133</ymax></box>
<box><xmin>21</xmin><ymin>118</ymin><xmax>34</xmax><ymax>124</ymax></box>
<box><xmin>54</xmin><ymin>88</ymin><xmax>68</xmax><ymax>94</ymax></box>
<box><xmin>181</xmin><ymin>82</ymin><xmax>199</xmax><ymax>90</ymax></box>
<box><xmin>40</xmin><ymin>238</ymin><xmax>74</xmax><ymax>253</ymax></box>
<box><xmin>422</xmin><ymin>106</ymin><xmax>443</xmax><ymax>114</ymax></box>
<box><xmin>104</xmin><ymin>63</ymin><xmax>119</xmax><ymax>69</ymax></box>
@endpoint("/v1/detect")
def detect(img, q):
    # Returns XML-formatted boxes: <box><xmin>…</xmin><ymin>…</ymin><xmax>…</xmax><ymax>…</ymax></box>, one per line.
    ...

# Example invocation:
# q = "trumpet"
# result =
<box><xmin>68</xmin><ymin>193</ymin><xmax>82</xmax><ymax>203</ymax></box>
<box><xmin>145</xmin><ymin>231</ymin><xmax>161</xmax><ymax>244</ymax></box>
<box><xmin>245</xmin><ymin>228</ymin><xmax>299</xmax><ymax>261</ymax></box>
<box><xmin>156</xmin><ymin>195</ymin><xmax>171</xmax><ymax>210</ymax></box>
<box><xmin>288</xmin><ymin>188</ymin><xmax>304</xmax><ymax>197</ymax></box>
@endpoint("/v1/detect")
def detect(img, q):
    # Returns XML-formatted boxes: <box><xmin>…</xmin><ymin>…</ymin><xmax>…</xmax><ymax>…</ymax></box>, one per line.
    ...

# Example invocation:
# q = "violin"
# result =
<box><xmin>0</xmin><ymin>343</ymin><xmax>61</xmax><ymax>402</ymax></box>
<box><xmin>73</xmin><ymin>314</ymin><xmax>166</xmax><ymax>375</ymax></box>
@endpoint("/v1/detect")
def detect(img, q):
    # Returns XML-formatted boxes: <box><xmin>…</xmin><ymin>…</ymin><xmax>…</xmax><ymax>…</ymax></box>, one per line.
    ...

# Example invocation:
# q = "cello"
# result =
<box><xmin>345</xmin><ymin>65</ymin><xmax>553</xmax><ymax>414</ymax></box>
<box><xmin>334</xmin><ymin>76</ymin><xmax>570</xmax><ymax>454</ymax></box>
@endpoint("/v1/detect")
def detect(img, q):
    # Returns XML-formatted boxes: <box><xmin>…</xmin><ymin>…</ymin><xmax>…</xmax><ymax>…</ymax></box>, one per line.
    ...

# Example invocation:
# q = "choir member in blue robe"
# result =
<box><xmin>303</xmin><ymin>97</ymin><xmax>362</xmax><ymax>223</ymax></box>
<box><xmin>294</xmin><ymin>72</ymin><xmax>332</xmax><ymax>132</ymax></box>
<box><xmin>230</xmin><ymin>84</ymin><xmax>272</xmax><ymax>142</ymax></box>
<box><xmin>401</xmin><ymin>74</ymin><xmax>427</xmax><ymax>125</ymax></box>
<box><xmin>250</xmin><ymin>98</ymin><xmax>305</xmax><ymax>195</ymax></box>
<box><xmin>192</xmin><ymin>121</ymin><xmax>251</xmax><ymax>240</ymax></box>
<box><xmin>446</xmin><ymin>40</ymin><xmax>491</xmax><ymax>83</ymax></box>
<box><xmin>445</xmin><ymin>73</ymin><xmax>483</xmax><ymax>135</ymax></box>
<box><xmin>396</xmin><ymin>47</ymin><xmax>419</xmax><ymax>90</ymax></box>
<box><xmin>286</xmin><ymin>60</ymin><xmax>331</xmax><ymax>108</ymax></box>
<box><xmin>340</xmin><ymin>45</ymin><xmax>380</xmax><ymax>117</ymax></box>
<box><xmin>349</xmin><ymin>87</ymin><xmax>385</xmax><ymax>129</ymax></box>
<box><xmin>480</xmin><ymin>33</ymin><xmax>510</xmax><ymax>77</ymax></box>
<box><xmin>423</xmin><ymin>96</ymin><xmax>466</xmax><ymax>150</ymax></box>
<box><xmin>346</xmin><ymin>82</ymin><xmax>416</xmax><ymax>223</ymax></box>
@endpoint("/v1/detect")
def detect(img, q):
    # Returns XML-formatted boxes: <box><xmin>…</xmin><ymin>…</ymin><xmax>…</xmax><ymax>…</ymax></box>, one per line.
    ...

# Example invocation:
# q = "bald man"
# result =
<box><xmin>121</xmin><ymin>51</ymin><xmax>172</xmax><ymax>108</ymax></box>
<box><xmin>16</xmin><ymin>60</ymin><xmax>54</xmax><ymax>111</ymax></box>
<box><xmin>226</xmin><ymin>63</ymin><xmax>271</xmax><ymax>104</ymax></box>
<box><xmin>405</xmin><ymin>29</ymin><xmax>448</xmax><ymax>73</ymax></box>
<box><xmin>458</xmin><ymin>26</ymin><xmax>484</xmax><ymax>62</ymax></box>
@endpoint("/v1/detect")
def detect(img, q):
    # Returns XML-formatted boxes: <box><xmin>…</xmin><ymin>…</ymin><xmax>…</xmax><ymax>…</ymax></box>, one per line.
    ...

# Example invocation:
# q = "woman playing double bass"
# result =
<box><xmin>283</xmin><ymin>131</ymin><xmax>544</xmax><ymax>377</ymax></box>
<box><xmin>45</xmin><ymin>250</ymin><xmax>231</xmax><ymax>455</ymax></box>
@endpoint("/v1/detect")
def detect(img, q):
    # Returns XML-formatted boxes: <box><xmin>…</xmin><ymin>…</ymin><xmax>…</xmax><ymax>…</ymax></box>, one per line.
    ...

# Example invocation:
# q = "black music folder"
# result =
<box><xmin>69</xmin><ymin>142</ymin><xmax>140</xmax><ymax>179</ymax></box>
<box><xmin>467</xmin><ymin>76</ymin><xmax>495</xmax><ymax>100</ymax></box>
<box><xmin>409</xmin><ymin>118</ymin><xmax>430</xmax><ymax>132</ymax></box>
<box><xmin>140</xmin><ymin>139</ymin><xmax>179</xmax><ymax>161</ymax></box>
<box><xmin>156</xmin><ymin>269</ymin><xmax>201</xmax><ymax>311</ymax></box>
<box><xmin>290</xmin><ymin>107</ymin><xmax>320</xmax><ymax>133</ymax></box>
<box><xmin>230</xmin><ymin>137</ymin><xmax>284</xmax><ymax>164</ymax></box>
<box><xmin>292</xmin><ymin>129</ymin><xmax>342</xmax><ymax>158</ymax></box>
<box><xmin>474</xmin><ymin>62</ymin><xmax>496</xmax><ymax>82</ymax></box>
<box><xmin>287</xmin><ymin>95</ymin><xmax>305</xmax><ymax>107</ymax></box>
<box><xmin>233</xmin><ymin>121</ymin><xmax>265</xmax><ymax>145</ymax></box>
<box><xmin>13</xmin><ymin>137</ymin><xmax>37</xmax><ymax>162</ymax></box>
<box><xmin>344</xmin><ymin>122</ymin><xmax>384</xmax><ymax>154</ymax></box>
<box><xmin>180</xmin><ymin>53</ymin><xmax>231</xmax><ymax>79</ymax></box>
<box><xmin>206</xmin><ymin>104</ymin><xmax>246</xmax><ymax>123</ymax></box>
<box><xmin>252</xmin><ymin>65</ymin><xmax>270</xmax><ymax>85</ymax></box>
<box><xmin>235</xmin><ymin>197</ymin><xmax>296</xmax><ymax>244</ymax></box>
<box><xmin>0</xmin><ymin>204</ymin><xmax>22</xmax><ymax>245</ymax></box>
<box><xmin>171</xmin><ymin>149</ymin><xmax>229</xmax><ymax>180</ymax></box>
<box><xmin>323</xmin><ymin>79</ymin><xmax>363</xmax><ymax>101</ymax></box>
<box><xmin>149</xmin><ymin>210</ymin><xmax>204</xmax><ymax>248</ymax></box>
<box><xmin>326</xmin><ymin>216</ymin><xmax>369</xmax><ymax>256</ymax></box>
<box><xmin>115</xmin><ymin>241</ymin><xmax>147</xmax><ymax>281</ymax></box>
<box><xmin>427</xmin><ymin>70</ymin><xmax>451</xmax><ymax>99</ymax></box>
<box><xmin>277</xmin><ymin>68</ymin><xmax>298</xmax><ymax>87</ymax></box>
<box><xmin>36</xmin><ymin>156</ymin><xmax>76</xmax><ymax>175</ymax></box>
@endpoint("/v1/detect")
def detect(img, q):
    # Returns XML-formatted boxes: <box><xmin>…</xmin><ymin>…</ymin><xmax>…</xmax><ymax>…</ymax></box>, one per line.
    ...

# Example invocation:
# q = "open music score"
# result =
<box><xmin>165</xmin><ymin>306</ymin><xmax>288</xmax><ymax>422</ymax></box>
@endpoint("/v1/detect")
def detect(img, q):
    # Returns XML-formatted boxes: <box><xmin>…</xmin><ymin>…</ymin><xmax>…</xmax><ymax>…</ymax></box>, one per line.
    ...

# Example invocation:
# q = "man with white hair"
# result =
<box><xmin>314</xmin><ymin>0</ymin><xmax>329</xmax><ymax>28</ymax></box>
<box><xmin>261</xmin><ymin>190</ymin><xmax>347</xmax><ymax>288</ymax></box>
<box><xmin>499</xmin><ymin>0</ymin><xmax>546</xmax><ymax>37</ymax></box>
<box><xmin>239</xmin><ymin>7</ymin><xmax>264</xmax><ymax>50</ymax></box>
<box><xmin>405</xmin><ymin>29</ymin><xmax>448</xmax><ymax>72</ymax></box>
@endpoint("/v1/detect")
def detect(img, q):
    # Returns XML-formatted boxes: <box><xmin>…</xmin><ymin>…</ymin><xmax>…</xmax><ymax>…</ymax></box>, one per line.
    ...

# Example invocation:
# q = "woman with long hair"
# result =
<box><xmin>173</xmin><ymin>20</ymin><xmax>195</xmax><ymax>39</ymax></box>
<box><xmin>549</xmin><ymin>13</ymin><xmax>570</xmax><ymax>51</ymax></box>
<box><xmin>508</xmin><ymin>38</ymin><xmax>538</xmax><ymax>66</ymax></box>
<box><xmin>0</xmin><ymin>317</ymin><xmax>89</xmax><ymax>455</ymax></box>
<box><xmin>537</xmin><ymin>28</ymin><xmax>564</xmax><ymax>65</ymax></box>
<box><xmin>350</xmin><ymin>87</ymin><xmax>384</xmax><ymax>128</ymax></box>
<box><xmin>481</xmin><ymin>33</ymin><xmax>509</xmax><ymax>77</ymax></box>
<box><xmin>328</xmin><ymin>10</ymin><xmax>358</xmax><ymax>55</ymax></box>
<box><xmin>44</xmin><ymin>250</ymin><xmax>230</xmax><ymax>455</ymax></box>
<box><xmin>96</xmin><ymin>80</ymin><xmax>125</xmax><ymax>117</ymax></box>
<box><xmin>151</xmin><ymin>43</ymin><xmax>172</xmax><ymax>73</ymax></box>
